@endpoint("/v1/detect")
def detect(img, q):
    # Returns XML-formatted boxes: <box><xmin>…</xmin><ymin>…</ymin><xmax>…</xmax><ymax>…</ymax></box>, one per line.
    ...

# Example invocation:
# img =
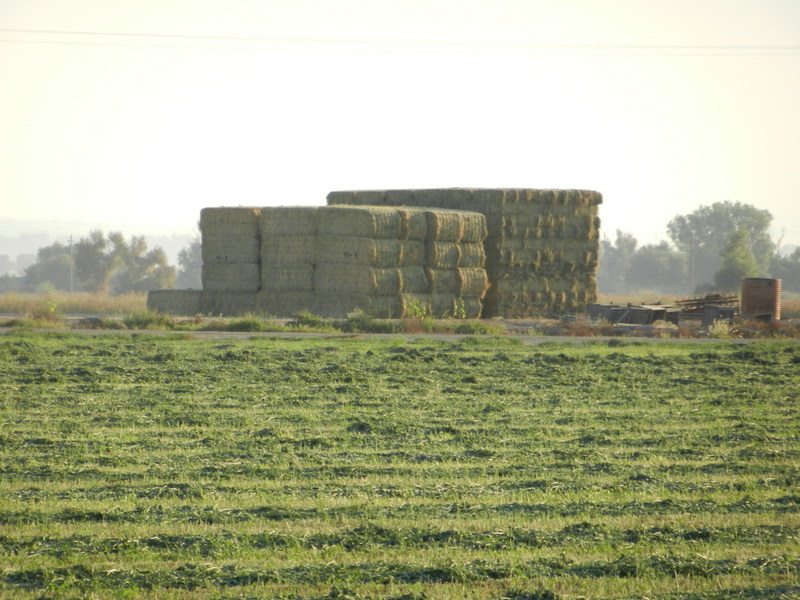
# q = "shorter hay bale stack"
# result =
<box><xmin>326</xmin><ymin>188</ymin><xmax>601</xmax><ymax>317</ymax></box>
<box><xmin>199</xmin><ymin>207</ymin><xmax>261</xmax><ymax>315</ymax></box>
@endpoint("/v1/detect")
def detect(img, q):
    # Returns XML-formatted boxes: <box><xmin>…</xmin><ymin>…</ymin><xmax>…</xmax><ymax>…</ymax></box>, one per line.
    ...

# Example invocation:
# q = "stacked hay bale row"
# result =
<box><xmin>311</xmin><ymin>205</ymin><xmax>430</xmax><ymax>318</ymax></box>
<box><xmin>326</xmin><ymin>188</ymin><xmax>601</xmax><ymax>317</ymax></box>
<box><xmin>199</xmin><ymin>207</ymin><xmax>261</xmax><ymax>314</ymax></box>
<box><xmin>420</xmin><ymin>208</ymin><xmax>488</xmax><ymax>319</ymax></box>
<box><xmin>257</xmin><ymin>207</ymin><xmax>319</xmax><ymax>316</ymax></box>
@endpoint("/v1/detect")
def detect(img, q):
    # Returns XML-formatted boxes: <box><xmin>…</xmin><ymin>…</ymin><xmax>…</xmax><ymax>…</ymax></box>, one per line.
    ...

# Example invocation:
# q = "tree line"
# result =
<box><xmin>598</xmin><ymin>200</ymin><xmax>800</xmax><ymax>295</ymax></box>
<box><xmin>1</xmin><ymin>201</ymin><xmax>798</xmax><ymax>297</ymax></box>
<box><xmin>0</xmin><ymin>231</ymin><xmax>201</xmax><ymax>295</ymax></box>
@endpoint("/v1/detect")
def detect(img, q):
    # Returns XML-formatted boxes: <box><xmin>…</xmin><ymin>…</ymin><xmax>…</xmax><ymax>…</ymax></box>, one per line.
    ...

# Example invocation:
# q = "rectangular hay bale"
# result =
<box><xmin>315</xmin><ymin>264</ymin><xmax>429</xmax><ymax>295</ymax></box>
<box><xmin>200</xmin><ymin>207</ymin><xmax>261</xmax><ymax>237</ymax></box>
<box><xmin>316</xmin><ymin>236</ymin><xmax>425</xmax><ymax>267</ymax></box>
<box><xmin>256</xmin><ymin>291</ymin><xmax>314</xmax><ymax>317</ymax></box>
<box><xmin>317</xmin><ymin>206</ymin><xmax>427</xmax><ymax>240</ymax></box>
<box><xmin>201</xmin><ymin>263</ymin><xmax>260</xmax><ymax>292</ymax></box>
<box><xmin>260</xmin><ymin>207</ymin><xmax>319</xmax><ymax>237</ymax></box>
<box><xmin>425</xmin><ymin>241</ymin><xmax>485</xmax><ymax>269</ymax></box>
<box><xmin>260</xmin><ymin>266</ymin><xmax>315</xmax><ymax>292</ymax></box>
<box><xmin>200</xmin><ymin>291</ymin><xmax>257</xmax><ymax>315</ymax></box>
<box><xmin>202</xmin><ymin>233</ymin><xmax>260</xmax><ymax>265</ymax></box>
<box><xmin>261</xmin><ymin>235</ymin><xmax>317</xmax><ymax>266</ymax></box>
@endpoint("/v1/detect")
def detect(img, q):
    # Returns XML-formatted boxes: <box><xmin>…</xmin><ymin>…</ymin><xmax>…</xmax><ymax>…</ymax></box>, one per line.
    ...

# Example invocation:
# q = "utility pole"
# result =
<box><xmin>69</xmin><ymin>235</ymin><xmax>74</xmax><ymax>293</ymax></box>
<box><xmin>688</xmin><ymin>233</ymin><xmax>694</xmax><ymax>295</ymax></box>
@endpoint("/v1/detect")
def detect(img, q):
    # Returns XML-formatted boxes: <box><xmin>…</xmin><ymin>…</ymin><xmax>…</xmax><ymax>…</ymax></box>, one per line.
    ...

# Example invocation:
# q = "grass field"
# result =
<box><xmin>0</xmin><ymin>332</ymin><xmax>798</xmax><ymax>599</ymax></box>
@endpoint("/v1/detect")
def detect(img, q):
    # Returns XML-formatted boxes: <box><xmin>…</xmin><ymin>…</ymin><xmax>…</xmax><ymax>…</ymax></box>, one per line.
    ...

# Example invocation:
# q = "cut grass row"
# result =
<box><xmin>0</xmin><ymin>333</ymin><xmax>797</xmax><ymax>598</ymax></box>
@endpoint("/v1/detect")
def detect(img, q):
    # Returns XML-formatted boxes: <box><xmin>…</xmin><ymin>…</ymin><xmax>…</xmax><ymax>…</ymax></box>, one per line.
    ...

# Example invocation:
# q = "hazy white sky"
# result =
<box><xmin>1</xmin><ymin>0</ymin><xmax>799</xmax><ymax>246</ymax></box>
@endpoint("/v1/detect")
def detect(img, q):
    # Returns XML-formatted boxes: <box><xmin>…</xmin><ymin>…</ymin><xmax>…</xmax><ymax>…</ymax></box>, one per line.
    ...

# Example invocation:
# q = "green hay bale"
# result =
<box><xmin>147</xmin><ymin>290</ymin><xmax>202</xmax><ymax>315</ymax></box>
<box><xmin>430</xmin><ymin>294</ymin><xmax>482</xmax><ymax>318</ymax></box>
<box><xmin>316</xmin><ymin>236</ymin><xmax>425</xmax><ymax>267</ymax></box>
<box><xmin>469</xmin><ymin>189</ymin><xmax>505</xmax><ymax>213</ymax></box>
<box><xmin>256</xmin><ymin>291</ymin><xmax>314</xmax><ymax>317</ymax></box>
<box><xmin>200</xmin><ymin>207</ymin><xmax>261</xmax><ymax>237</ymax></box>
<box><xmin>425</xmin><ymin>242</ymin><xmax>485</xmax><ymax>269</ymax></box>
<box><xmin>424</xmin><ymin>210</ymin><xmax>487</xmax><ymax>243</ymax></box>
<box><xmin>260</xmin><ymin>266</ymin><xmax>314</xmax><ymax>292</ymax></box>
<box><xmin>315</xmin><ymin>265</ymin><xmax>429</xmax><ymax>296</ymax></box>
<box><xmin>426</xmin><ymin>268</ymin><xmax>490</xmax><ymax>297</ymax></box>
<box><xmin>202</xmin><ymin>233</ymin><xmax>260</xmax><ymax>265</ymax></box>
<box><xmin>260</xmin><ymin>207</ymin><xmax>319</xmax><ymax>237</ymax></box>
<box><xmin>201</xmin><ymin>263</ymin><xmax>260</xmax><ymax>292</ymax></box>
<box><xmin>426</xmin><ymin>210</ymin><xmax>465</xmax><ymax>242</ymax></box>
<box><xmin>318</xmin><ymin>206</ymin><xmax>427</xmax><ymax>240</ymax></box>
<box><xmin>385</xmin><ymin>189</ymin><xmax>415</xmax><ymax>206</ymax></box>
<box><xmin>458</xmin><ymin>268</ymin><xmax>490</xmax><ymax>298</ymax></box>
<box><xmin>261</xmin><ymin>235</ymin><xmax>317</xmax><ymax>266</ymax></box>
<box><xmin>312</xmin><ymin>293</ymin><xmax>403</xmax><ymax>319</ymax></box>
<box><xmin>425</xmin><ymin>268</ymin><xmax>458</xmax><ymax>294</ymax></box>
<box><xmin>200</xmin><ymin>291</ymin><xmax>258</xmax><ymax>316</ymax></box>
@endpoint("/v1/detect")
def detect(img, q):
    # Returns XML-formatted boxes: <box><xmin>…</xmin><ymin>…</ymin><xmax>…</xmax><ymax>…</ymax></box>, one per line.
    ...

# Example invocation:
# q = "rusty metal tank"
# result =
<box><xmin>740</xmin><ymin>278</ymin><xmax>781</xmax><ymax>320</ymax></box>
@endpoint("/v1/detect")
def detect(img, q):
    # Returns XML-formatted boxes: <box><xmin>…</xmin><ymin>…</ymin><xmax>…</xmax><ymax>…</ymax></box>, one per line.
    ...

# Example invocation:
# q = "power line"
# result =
<box><xmin>1</xmin><ymin>27</ymin><xmax>798</xmax><ymax>55</ymax></box>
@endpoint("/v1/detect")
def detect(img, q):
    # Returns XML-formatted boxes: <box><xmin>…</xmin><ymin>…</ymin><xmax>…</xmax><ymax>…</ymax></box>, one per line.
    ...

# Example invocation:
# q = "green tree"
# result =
<box><xmin>627</xmin><ymin>242</ymin><xmax>688</xmax><ymax>293</ymax></box>
<box><xmin>106</xmin><ymin>232</ymin><xmax>176</xmax><ymax>294</ymax></box>
<box><xmin>23</xmin><ymin>242</ymin><xmax>72</xmax><ymax>291</ymax></box>
<box><xmin>770</xmin><ymin>248</ymin><xmax>800</xmax><ymax>293</ymax></box>
<box><xmin>175</xmin><ymin>238</ymin><xmax>202</xmax><ymax>289</ymax></box>
<box><xmin>73</xmin><ymin>230</ymin><xmax>112</xmax><ymax>292</ymax></box>
<box><xmin>667</xmin><ymin>201</ymin><xmax>775</xmax><ymax>292</ymax></box>
<box><xmin>25</xmin><ymin>231</ymin><xmax>176</xmax><ymax>294</ymax></box>
<box><xmin>714</xmin><ymin>229</ymin><xmax>760</xmax><ymax>292</ymax></box>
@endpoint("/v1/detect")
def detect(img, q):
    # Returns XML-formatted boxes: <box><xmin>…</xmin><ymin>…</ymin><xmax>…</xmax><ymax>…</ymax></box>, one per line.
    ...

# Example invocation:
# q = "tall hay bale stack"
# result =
<box><xmin>327</xmin><ymin>188</ymin><xmax>601</xmax><ymax>317</ymax></box>
<box><xmin>200</xmin><ymin>207</ymin><xmax>262</xmax><ymax>292</ymax></box>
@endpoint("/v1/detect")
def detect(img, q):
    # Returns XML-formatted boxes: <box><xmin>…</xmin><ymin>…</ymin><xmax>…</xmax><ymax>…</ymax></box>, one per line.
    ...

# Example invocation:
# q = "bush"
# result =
<box><xmin>289</xmin><ymin>311</ymin><xmax>330</xmax><ymax>330</ymax></box>
<box><xmin>26</xmin><ymin>297</ymin><xmax>62</xmax><ymax>324</ymax></box>
<box><xmin>340</xmin><ymin>309</ymin><xmax>399</xmax><ymax>333</ymax></box>
<box><xmin>224</xmin><ymin>317</ymin><xmax>267</xmax><ymax>332</ymax></box>
<box><xmin>453</xmin><ymin>321</ymin><xmax>504</xmax><ymax>335</ymax></box>
<box><xmin>123</xmin><ymin>311</ymin><xmax>176</xmax><ymax>330</ymax></box>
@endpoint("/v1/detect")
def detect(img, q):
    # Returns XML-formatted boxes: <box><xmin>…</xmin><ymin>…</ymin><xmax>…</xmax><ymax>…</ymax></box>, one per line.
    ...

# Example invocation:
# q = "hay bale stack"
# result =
<box><xmin>327</xmin><ymin>188</ymin><xmax>601</xmax><ymax>317</ymax></box>
<box><xmin>200</xmin><ymin>207</ymin><xmax>261</xmax><ymax>292</ymax></box>
<box><xmin>147</xmin><ymin>290</ymin><xmax>202</xmax><ymax>315</ymax></box>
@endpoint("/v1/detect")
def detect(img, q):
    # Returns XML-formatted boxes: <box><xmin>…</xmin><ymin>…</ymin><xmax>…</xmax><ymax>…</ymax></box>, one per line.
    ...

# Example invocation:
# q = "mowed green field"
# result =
<box><xmin>0</xmin><ymin>332</ymin><xmax>798</xmax><ymax>600</ymax></box>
